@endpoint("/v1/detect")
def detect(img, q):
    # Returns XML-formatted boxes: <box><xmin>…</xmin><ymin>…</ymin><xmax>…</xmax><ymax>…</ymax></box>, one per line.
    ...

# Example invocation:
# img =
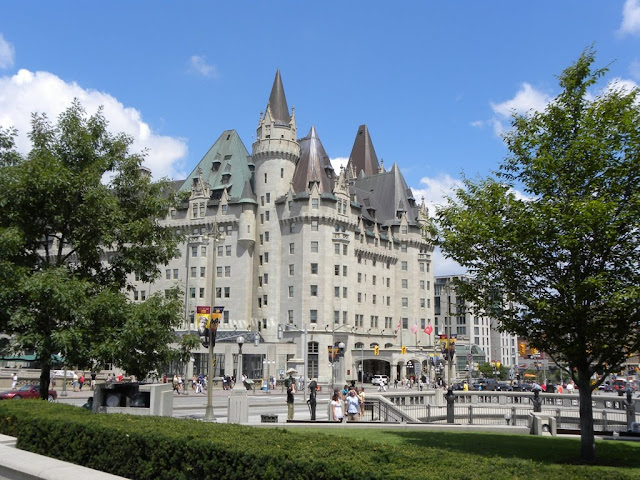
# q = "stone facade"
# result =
<box><xmin>132</xmin><ymin>71</ymin><xmax>437</xmax><ymax>386</ymax></box>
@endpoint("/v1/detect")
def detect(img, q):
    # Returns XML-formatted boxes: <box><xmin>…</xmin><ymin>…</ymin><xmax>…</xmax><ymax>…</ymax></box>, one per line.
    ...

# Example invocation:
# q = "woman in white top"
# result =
<box><xmin>331</xmin><ymin>392</ymin><xmax>344</xmax><ymax>422</ymax></box>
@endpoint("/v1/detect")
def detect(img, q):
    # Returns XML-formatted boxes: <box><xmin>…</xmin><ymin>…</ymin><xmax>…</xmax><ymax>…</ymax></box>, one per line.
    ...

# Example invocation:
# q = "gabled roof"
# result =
<box><xmin>292</xmin><ymin>126</ymin><xmax>335</xmax><ymax>193</ymax></box>
<box><xmin>346</xmin><ymin>125</ymin><xmax>380</xmax><ymax>178</ymax></box>
<box><xmin>350</xmin><ymin>163</ymin><xmax>419</xmax><ymax>227</ymax></box>
<box><xmin>178</xmin><ymin>130</ymin><xmax>254</xmax><ymax>201</ymax></box>
<box><xmin>267</xmin><ymin>69</ymin><xmax>290</xmax><ymax>126</ymax></box>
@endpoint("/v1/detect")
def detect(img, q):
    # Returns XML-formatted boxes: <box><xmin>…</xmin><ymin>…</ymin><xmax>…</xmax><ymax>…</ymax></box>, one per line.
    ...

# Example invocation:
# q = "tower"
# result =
<box><xmin>251</xmin><ymin>70</ymin><xmax>300</xmax><ymax>340</ymax></box>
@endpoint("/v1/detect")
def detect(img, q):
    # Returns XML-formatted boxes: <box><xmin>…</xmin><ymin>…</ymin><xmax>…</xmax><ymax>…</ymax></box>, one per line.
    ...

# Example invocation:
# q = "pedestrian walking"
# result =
<box><xmin>331</xmin><ymin>392</ymin><xmax>344</xmax><ymax>422</ymax></box>
<box><xmin>11</xmin><ymin>373</ymin><xmax>17</xmax><ymax>390</ymax></box>
<box><xmin>345</xmin><ymin>388</ymin><xmax>360</xmax><ymax>421</ymax></box>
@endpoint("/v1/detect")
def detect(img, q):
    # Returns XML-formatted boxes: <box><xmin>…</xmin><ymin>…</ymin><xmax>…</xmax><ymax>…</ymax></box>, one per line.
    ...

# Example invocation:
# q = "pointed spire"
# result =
<box><xmin>292</xmin><ymin>126</ymin><xmax>335</xmax><ymax>193</ymax></box>
<box><xmin>267</xmin><ymin>69</ymin><xmax>290</xmax><ymax>126</ymax></box>
<box><xmin>347</xmin><ymin>125</ymin><xmax>380</xmax><ymax>178</ymax></box>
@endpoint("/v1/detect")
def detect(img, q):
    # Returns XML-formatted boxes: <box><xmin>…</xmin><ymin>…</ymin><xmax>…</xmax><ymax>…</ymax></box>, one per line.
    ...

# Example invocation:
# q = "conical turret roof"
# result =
<box><xmin>292</xmin><ymin>126</ymin><xmax>335</xmax><ymax>193</ymax></box>
<box><xmin>267</xmin><ymin>69</ymin><xmax>290</xmax><ymax>126</ymax></box>
<box><xmin>346</xmin><ymin>125</ymin><xmax>380</xmax><ymax>178</ymax></box>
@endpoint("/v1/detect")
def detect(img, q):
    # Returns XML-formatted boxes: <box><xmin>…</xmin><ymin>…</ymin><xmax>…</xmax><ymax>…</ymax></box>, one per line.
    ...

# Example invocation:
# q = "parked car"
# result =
<box><xmin>371</xmin><ymin>375</ymin><xmax>389</xmax><ymax>386</ymax></box>
<box><xmin>598</xmin><ymin>383</ymin><xmax>613</xmax><ymax>393</ymax></box>
<box><xmin>472</xmin><ymin>378</ymin><xmax>499</xmax><ymax>391</ymax></box>
<box><xmin>496</xmin><ymin>381</ymin><xmax>513</xmax><ymax>391</ymax></box>
<box><xmin>0</xmin><ymin>384</ymin><xmax>57</xmax><ymax>402</ymax></box>
<box><xmin>512</xmin><ymin>383</ymin><xmax>533</xmax><ymax>392</ymax></box>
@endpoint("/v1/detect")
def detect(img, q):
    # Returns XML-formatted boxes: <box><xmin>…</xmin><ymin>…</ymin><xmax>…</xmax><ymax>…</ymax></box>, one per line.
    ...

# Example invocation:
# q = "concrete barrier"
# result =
<box><xmin>0</xmin><ymin>435</ymin><xmax>128</xmax><ymax>479</ymax></box>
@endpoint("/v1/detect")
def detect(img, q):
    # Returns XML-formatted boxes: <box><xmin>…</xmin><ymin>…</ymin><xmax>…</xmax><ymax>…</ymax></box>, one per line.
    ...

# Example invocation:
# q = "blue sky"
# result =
<box><xmin>1</xmin><ymin>2</ymin><xmax>639</xmax><ymax>274</ymax></box>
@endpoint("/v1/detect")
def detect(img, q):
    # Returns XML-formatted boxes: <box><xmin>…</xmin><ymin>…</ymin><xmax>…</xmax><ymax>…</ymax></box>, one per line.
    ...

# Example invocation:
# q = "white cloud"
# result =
<box><xmin>606</xmin><ymin>77</ymin><xmax>640</xmax><ymax>97</ymax></box>
<box><xmin>619</xmin><ymin>0</ymin><xmax>640</xmax><ymax>36</ymax></box>
<box><xmin>488</xmin><ymin>83</ymin><xmax>552</xmax><ymax>135</ymax></box>
<box><xmin>330</xmin><ymin>156</ymin><xmax>349</xmax><ymax>173</ymax></box>
<box><xmin>0</xmin><ymin>69</ymin><xmax>188</xmax><ymax>180</ymax></box>
<box><xmin>189</xmin><ymin>55</ymin><xmax>218</xmax><ymax>78</ymax></box>
<box><xmin>410</xmin><ymin>173</ymin><xmax>464</xmax><ymax>219</ymax></box>
<box><xmin>470</xmin><ymin>120</ymin><xmax>484</xmax><ymax>128</ymax></box>
<box><xmin>0</xmin><ymin>34</ymin><xmax>15</xmax><ymax>69</ymax></box>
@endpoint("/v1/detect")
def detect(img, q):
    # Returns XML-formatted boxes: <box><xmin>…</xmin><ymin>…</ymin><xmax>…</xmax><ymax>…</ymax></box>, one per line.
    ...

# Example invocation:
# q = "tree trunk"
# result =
<box><xmin>38</xmin><ymin>343</ymin><xmax>52</xmax><ymax>401</ymax></box>
<box><xmin>577</xmin><ymin>374</ymin><xmax>596</xmax><ymax>463</ymax></box>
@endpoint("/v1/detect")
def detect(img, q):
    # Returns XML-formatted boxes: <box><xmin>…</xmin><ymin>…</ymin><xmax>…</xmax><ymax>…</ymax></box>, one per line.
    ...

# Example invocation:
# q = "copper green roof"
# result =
<box><xmin>178</xmin><ymin>130</ymin><xmax>254</xmax><ymax>202</ymax></box>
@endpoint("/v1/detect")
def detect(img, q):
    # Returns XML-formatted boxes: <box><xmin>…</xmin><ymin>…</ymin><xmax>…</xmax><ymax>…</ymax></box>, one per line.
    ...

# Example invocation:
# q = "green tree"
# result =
<box><xmin>0</xmin><ymin>101</ymin><xmax>185</xmax><ymax>397</ymax></box>
<box><xmin>436</xmin><ymin>49</ymin><xmax>640</xmax><ymax>463</ymax></box>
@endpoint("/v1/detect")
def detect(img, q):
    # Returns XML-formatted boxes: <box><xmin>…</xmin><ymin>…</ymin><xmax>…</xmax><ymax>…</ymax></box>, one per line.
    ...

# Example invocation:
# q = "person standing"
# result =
<box><xmin>358</xmin><ymin>387</ymin><xmax>366</xmax><ymax>419</ymax></box>
<box><xmin>308</xmin><ymin>379</ymin><xmax>317</xmax><ymax>421</ymax></box>
<box><xmin>331</xmin><ymin>392</ymin><xmax>344</xmax><ymax>422</ymax></box>
<box><xmin>11</xmin><ymin>373</ymin><xmax>17</xmax><ymax>390</ymax></box>
<box><xmin>72</xmin><ymin>371</ymin><xmax>79</xmax><ymax>392</ymax></box>
<box><xmin>90</xmin><ymin>372</ymin><xmax>97</xmax><ymax>390</ymax></box>
<box><xmin>345</xmin><ymin>388</ymin><xmax>360</xmax><ymax>422</ymax></box>
<box><xmin>286</xmin><ymin>378</ymin><xmax>296</xmax><ymax>420</ymax></box>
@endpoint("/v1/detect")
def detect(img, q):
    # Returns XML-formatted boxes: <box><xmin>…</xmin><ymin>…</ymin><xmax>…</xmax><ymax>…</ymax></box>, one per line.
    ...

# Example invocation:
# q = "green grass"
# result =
<box><xmin>290</xmin><ymin>427</ymin><xmax>640</xmax><ymax>479</ymax></box>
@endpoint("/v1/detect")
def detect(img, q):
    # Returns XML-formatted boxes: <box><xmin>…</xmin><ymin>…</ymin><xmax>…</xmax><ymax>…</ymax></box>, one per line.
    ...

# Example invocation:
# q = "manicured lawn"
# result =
<box><xmin>291</xmin><ymin>427</ymin><xmax>640</xmax><ymax>479</ymax></box>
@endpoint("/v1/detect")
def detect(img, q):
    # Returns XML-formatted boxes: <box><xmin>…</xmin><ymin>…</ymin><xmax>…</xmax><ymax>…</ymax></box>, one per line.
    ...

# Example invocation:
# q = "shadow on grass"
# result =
<box><xmin>363</xmin><ymin>430</ymin><xmax>640</xmax><ymax>468</ymax></box>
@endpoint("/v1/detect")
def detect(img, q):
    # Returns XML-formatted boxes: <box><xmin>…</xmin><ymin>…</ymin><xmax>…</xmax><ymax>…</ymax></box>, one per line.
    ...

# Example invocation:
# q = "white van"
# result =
<box><xmin>371</xmin><ymin>375</ymin><xmax>389</xmax><ymax>385</ymax></box>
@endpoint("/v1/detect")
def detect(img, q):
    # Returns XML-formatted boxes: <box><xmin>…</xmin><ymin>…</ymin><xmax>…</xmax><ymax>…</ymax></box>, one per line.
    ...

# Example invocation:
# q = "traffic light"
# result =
<box><xmin>401</xmin><ymin>345</ymin><xmax>407</xmax><ymax>355</ymax></box>
<box><xmin>374</xmin><ymin>345</ymin><xmax>380</xmax><ymax>356</ymax></box>
<box><xmin>518</xmin><ymin>343</ymin><xmax>526</xmax><ymax>356</ymax></box>
<box><xmin>530</xmin><ymin>347</ymin><xmax>538</xmax><ymax>355</ymax></box>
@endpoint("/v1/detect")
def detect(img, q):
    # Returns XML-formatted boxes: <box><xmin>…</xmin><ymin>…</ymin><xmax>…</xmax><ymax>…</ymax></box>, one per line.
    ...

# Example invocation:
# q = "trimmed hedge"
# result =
<box><xmin>0</xmin><ymin>402</ymin><xmax>420</xmax><ymax>480</ymax></box>
<box><xmin>0</xmin><ymin>402</ymin><xmax>638</xmax><ymax>480</ymax></box>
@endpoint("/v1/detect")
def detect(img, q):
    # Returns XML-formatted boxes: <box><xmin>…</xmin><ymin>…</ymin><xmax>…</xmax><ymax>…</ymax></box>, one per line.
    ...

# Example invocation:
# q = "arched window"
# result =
<box><xmin>384</xmin><ymin>343</ymin><xmax>394</xmax><ymax>348</ymax></box>
<box><xmin>369</xmin><ymin>342</ymin><xmax>379</xmax><ymax>348</ymax></box>
<box><xmin>354</xmin><ymin>342</ymin><xmax>364</xmax><ymax>349</ymax></box>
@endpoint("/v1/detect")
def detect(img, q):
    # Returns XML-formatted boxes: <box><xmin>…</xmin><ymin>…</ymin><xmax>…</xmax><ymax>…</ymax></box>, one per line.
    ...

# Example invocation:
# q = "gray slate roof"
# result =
<box><xmin>292</xmin><ymin>126</ymin><xmax>335</xmax><ymax>193</ymax></box>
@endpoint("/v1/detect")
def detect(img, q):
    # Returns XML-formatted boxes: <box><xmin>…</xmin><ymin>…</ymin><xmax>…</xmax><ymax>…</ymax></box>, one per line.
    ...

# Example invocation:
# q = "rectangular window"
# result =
<box><xmin>199</xmin><ymin>287</ymin><xmax>205</xmax><ymax>298</ymax></box>
<box><xmin>165</xmin><ymin>269</ymin><xmax>171</xmax><ymax>280</ymax></box>
<box><xmin>266</xmin><ymin>193</ymin><xmax>271</xmax><ymax>203</ymax></box>
<box><xmin>200</xmin><ymin>267</ymin><xmax>206</xmax><ymax>278</ymax></box>
<box><xmin>401</xmin><ymin>243</ymin><xmax>407</xmax><ymax>253</ymax></box>
<box><xmin>141</xmin><ymin>290</ymin><xmax>146</xmax><ymax>301</ymax></box>
<box><xmin>260</xmin><ymin>214</ymin><xmax>264</xmax><ymax>224</ymax></box>
<box><xmin>402</xmin><ymin>279</ymin><xmax>408</xmax><ymax>289</ymax></box>
<box><xmin>289</xmin><ymin>286</ymin><xmax>294</xmax><ymax>297</ymax></box>
<box><xmin>402</xmin><ymin>318</ymin><xmax>408</xmax><ymax>329</ymax></box>
<box><xmin>264</xmin><ymin>173</ymin><xmax>268</xmax><ymax>183</ymax></box>
<box><xmin>201</xmin><ymin>246</ymin><xmax>207</xmax><ymax>257</ymax></box>
<box><xmin>218</xmin><ymin>245</ymin><xmax>223</xmax><ymax>257</ymax></box>
<box><xmin>290</xmin><ymin>243</ymin><xmax>295</xmax><ymax>254</ymax></box>
<box><xmin>401</xmin><ymin>226</ymin><xmax>408</xmax><ymax>235</ymax></box>
<box><xmin>289</xmin><ymin>264</ymin><xmax>294</xmax><ymax>275</ymax></box>
<box><xmin>226</xmin><ymin>245</ymin><xmax>231</xmax><ymax>256</ymax></box>
<box><xmin>288</xmin><ymin>201</ymin><xmax>293</xmax><ymax>212</ymax></box>
<box><xmin>358</xmin><ymin>292</ymin><xmax>362</xmax><ymax>303</ymax></box>
<box><xmin>343</xmin><ymin>244</ymin><xmax>348</xmax><ymax>255</ymax></box>
<box><xmin>261</xmin><ymin>196</ymin><xmax>265</xmax><ymax>207</ymax></box>
<box><xmin>259</xmin><ymin>234</ymin><xmax>263</xmax><ymax>245</ymax></box>
<box><xmin>264</xmin><ymin>252</ymin><xmax>269</xmax><ymax>263</ymax></box>
<box><xmin>372</xmin><ymin>275</ymin><xmax>376</xmax><ymax>286</ymax></box>
<box><xmin>310</xmin><ymin>285</ymin><xmax>318</xmax><ymax>296</ymax></box>
<box><xmin>420</xmin><ymin>280</ymin><xmax>425</xmax><ymax>290</ymax></box>
<box><xmin>217</xmin><ymin>266</ymin><xmax>223</xmax><ymax>277</ymax></box>
<box><xmin>263</xmin><ymin>294</ymin><xmax>267</xmax><ymax>305</ymax></box>
<box><xmin>334</xmin><ymin>265</ymin><xmax>340</xmax><ymax>276</ymax></box>
<box><xmin>225</xmin><ymin>287</ymin><xmax>230</xmax><ymax>298</ymax></box>
<box><xmin>222</xmin><ymin>204</ymin><xmax>227</xmax><ymax>214</ymax></box>
<box><xmin>290</xmin><ymin>223</ymin><xmax>295</xmax><ymax>233</ymax></box>
<box><xmin>343</xmin><ymin>311</ymin><xmax>348</xmax><ymax>325</ymax></box>
<box><xmin>373</xmin><ymin>294</ymin><xmax>377</xmax><ymax>305</ymax></box>
<box><xmin>311</xmin><ymin>241</ymin><xmax>318</xmax><ymax>253</ymax></box>
<box><xmin>288</xmin><ymin>310</ymin><xmax>294</xmax><ymax>324</ymax></box>
<box><xmin>334</xmin><ymin>286</ymin><xmax>340</xmax><ymax>298</ymax></box>
<box><xmin>173</xmin><ymin>269</ymin><xmax>179</xmax><ymax>279</ymax></box>
<box><xmin>343</xmin><ymin>287</ymin><xmax>347</xmax><ymax>298</ymax></box>
<box><xmin>216</xmin><ymin>287</ymin><xmax>221</xmax><ymax>298</ymax></box>
<box><xmin>334</xmin><ymin>311</ymin><xmax>340</xmax><ymax>324</ymax></box>
<box><xmin>263</xmin><ymin>273</ymin><xmax>268</xmax><ymax>284</ymax></box>
<box><xmin>311</xmin><ymin>263</ymin><xmax>318</xmax><ymax>274</ymax></box>
<box><xmin>334</xmin><ymin>243</ymin><xmax>340</xmax><ymax>254</ymax></box>
<box><xmin>420</xmin><ymin>298</ymin><xmax>425</xmax><ymax>307</ymax></box>
<box><xmin>191</xmin><ymin>246</ymin><xmax>198</xmax><ymax>257</ymax></box>
<box><xmin>343</xmin><ymin>266</ymin><xmax>347</xmax><ymax>276</ymax></box>
<box><xmin>265</xmin><ymin>211</ymin><xmax>270</xmax><ymax>221</ymax></box>
<box><xmin>402</xmin><ymin>261</ymin><xmax>408</xmax><ymax>271</ymax></box>
<box><xmin>310</xmin><ymin>310</ymin><xmax>317</xmax><ymax>323</ymax></box>
<box><xmin>134</xmin><ymin>290</ymin><xmax>139</xmax><ymax>301</ymax></box>
<box><xmin>224</xmin><ymin>311</ymin><xmax>230</xmax><ymax>324</ymax></box>
<box><xmin>357</xmin><ymin>273</ymin><xmax>362</xmax><ymax>283</ymax></box>
<box><xmin>190</xmin><ymin>287</ymin><xmax>196</xmax><ymax>299</ymax></box>
<box><xmin>312</xmin><ymin>198</ymin><xmax>319</xmax><ymax>209</ymax></box>
<box><xmin>311</xmin><ymin>220</ymin><xmax>318</xmax><ymax>231</ymax></box>
<box><xmin>420</xmin><ymin>263</ymin><xmax>425</xmax><ymax>273</ymax></box>
<box><xmin>265</xmin><ymin>231</ymin><xmax>269</xmax><ymax>242</ymax></box>
<box><xmin>402</xmin><ymin>297</ymin><xmax>408</xmax><ymax>307</ymax></box>
<box><xmin>190</xmin><ymin>267</ymin><xmax>196</xmax><ymax>278</ymax></box>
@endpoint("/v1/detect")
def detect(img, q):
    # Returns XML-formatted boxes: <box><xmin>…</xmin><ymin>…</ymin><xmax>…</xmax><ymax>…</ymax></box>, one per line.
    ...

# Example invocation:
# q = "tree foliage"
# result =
<box><xmin>0</xmin><ymin>101</ymin><xmax>185</xmax><ymax>393</ymax></box>
<box><xmin>436</xmin><ymin>48</ymin><xmax>640</xmax><ymax>463</ymax></box>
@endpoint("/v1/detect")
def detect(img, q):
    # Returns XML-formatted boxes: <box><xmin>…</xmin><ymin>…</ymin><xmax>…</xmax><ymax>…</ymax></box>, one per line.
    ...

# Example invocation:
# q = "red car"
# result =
<box><xmin>0</xmin><ymin>384</ymin><xmax>57</xmax><ymax>402</ymax></box>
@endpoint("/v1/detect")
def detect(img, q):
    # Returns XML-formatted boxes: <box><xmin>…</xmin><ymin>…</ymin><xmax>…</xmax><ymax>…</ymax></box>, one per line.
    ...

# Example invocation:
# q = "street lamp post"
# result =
<box><xmin>233</xmin><ymin>336</ymin><xmax>245</xmax><ymax>389</ymax></box>
<box><xmin>228</xmin><ymin>336</ymin><xmax>249</xmax><ymax>423</ymax></box>
<box><xmin>204</xmin><ymin>221</ymin><xmax>224</xmax><ymax>422</ymax></box>
<box><xmin>278</xmin><ymin>324</ymin><xmax>308</xmax><ymax>404</ymax></box>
